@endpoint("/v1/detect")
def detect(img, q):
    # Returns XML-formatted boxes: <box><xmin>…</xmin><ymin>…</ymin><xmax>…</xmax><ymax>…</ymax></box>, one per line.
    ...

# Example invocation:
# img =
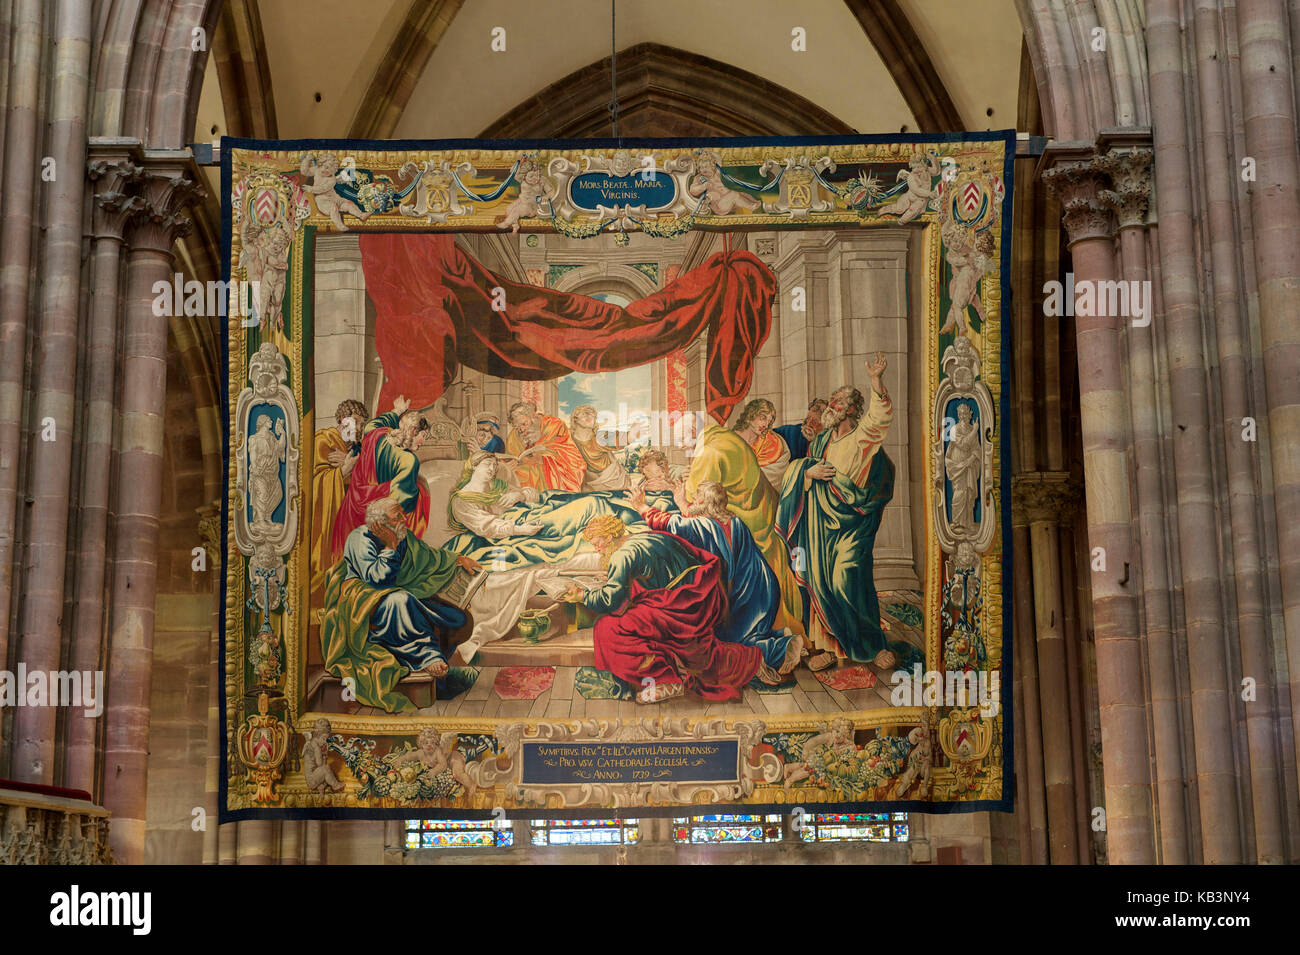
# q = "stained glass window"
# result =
<box><xmin>529</xmin><ymin>818</ymin><xmax>641</xmax><ymax>847</ymax></box>
<box><xmin>403</xmin><ymin>818</ymin><xmax>514</xmax><ymax>849</ymax></box>
<box><xmin>798</xmin><ymin>812</ymin><xmax>909</xmax><ymax>843</ymax></box>
<box><xmin>672</xmin><ymin>814</ymin><xmax>783</xmax><ymax>844</ymax></box>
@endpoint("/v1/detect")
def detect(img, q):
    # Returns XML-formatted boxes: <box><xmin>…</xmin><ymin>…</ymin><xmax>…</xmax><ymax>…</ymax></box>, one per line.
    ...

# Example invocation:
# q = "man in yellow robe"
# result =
<box><xmin>685</xmin><ymin>423</ymin><xmax>805</xmax><ymax>637</ymax></box>
<box><xmin>310</xmin><ymin>398</ymin><xmax>368</xmax><ymax>616</ymax></box>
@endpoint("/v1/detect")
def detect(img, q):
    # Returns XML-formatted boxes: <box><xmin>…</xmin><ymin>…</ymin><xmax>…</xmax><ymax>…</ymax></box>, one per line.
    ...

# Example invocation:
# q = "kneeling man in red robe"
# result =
<box><xmin>562</xmin><ymin>515</ymin><xmax>760</xmax><ymax>704</ymax></box>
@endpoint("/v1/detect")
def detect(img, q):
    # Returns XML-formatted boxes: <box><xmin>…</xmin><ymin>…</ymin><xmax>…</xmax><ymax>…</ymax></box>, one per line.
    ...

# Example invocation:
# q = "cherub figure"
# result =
<box><xmin>880</xmin><ymin>151</ymin><xmax>941</xmax><ymax>224</ymax></box>
<box><xmin>783</xmin><ymin>717</ymin><xmax>857</xmax><ymax>785</ymax></box>
<box><xmin>302</xmin><ymin>718</ymin><xmax>344</xmax><ymax>793</ymax></box>
<box><xmin>389</xmin><ymin>727</ymin><xmax>477</xmax><ymax>798</ymax></box>
<box><xmin>300</xmin><ymin>153</ymin><xmax>371</xmax><ymax>230</ymax></box>
<box><xmin>688</xmin><ymin>150</ymin><xmax>761</xmax><ymax>215</ymax></box>
<box><xmin>497</xmin><ymin>159</ymin><xmax>551</xmax><ymax>233</ymax></box>
<box><xmin>940</xmin><ymin>227</ymin><xmax>993</xmax><ymax>336</ymax></box>
<box><xmin>258</xmin><ymin>225</ymin><xmax>292</xmax><ymax>331</ymax></box>
<box><xmin>895</xmin><ymin>725</ymin><xmax>932</xmax><ymax>795</ymax></box>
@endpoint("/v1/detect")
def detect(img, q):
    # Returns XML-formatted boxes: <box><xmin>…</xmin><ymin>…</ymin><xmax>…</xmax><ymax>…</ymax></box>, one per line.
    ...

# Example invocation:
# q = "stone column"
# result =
<box><xmin>1095</xmin><ymin>139</ymin><xmax>1190</xmax><ymax>863</ymax></box>
<box><xmin>773</xmin><ymin>231</ymin><xmax>833</xmax><ymax>426</ymax></box>
<box><xmin>1236</xmin><ymin>0</ymin><xmax>1300</xmax><ymax>806</ymax></box>
<box><xmin>1014</xmin><ymin>471</ymin><xmax>1082</xmax><ymax>863</ymax></box>
<box><xmin>304</xmin><ymin>820</ymin><xmax>324</xmax><ymax>865</ymax></box>
<box><xmin>10</xmin><ymin>0</ymin><xmax>93</xmax><ymax>783</ymax></box>
<box><xmin>236</xmin><ymin>819</ymin><xmax>276</xmax><ymax>865</ymax></box>
<box><xmin>279</xmin><ymin>820</ymin><xmax>304</xmax><ymax>865</ymax></box>
<box><xmin>1011</xmin><ymin>518</ymin><xmax>1049</xmax><ymax>864</ymax></box>
<box><xmin>1042</xmin><ymin>149</ymin><xmax>1155</xmax><ymax>864</ymax></box>
<box><xmin>313</xmin><ymin>235</ymin><xmax>374</xmax><ymax>427</ymax></box>
<box><xmin>102</xmin><ymin>156</ymin><xmax>201</xmax><ymax>864</ymax></box>
<box><xmin>65</xmin><ymin>144</ymin><xmax>143</xmax><ymax>794</ymax></box>
<box><xmin>0</xmin><ymin>0</ymin><xmax>44</xmax><ymax>728</ymax></box>
<box><xmin>1147</xmin><ymin>6</ymin><xmax>1249</xmax><ymax>863</ymax></box>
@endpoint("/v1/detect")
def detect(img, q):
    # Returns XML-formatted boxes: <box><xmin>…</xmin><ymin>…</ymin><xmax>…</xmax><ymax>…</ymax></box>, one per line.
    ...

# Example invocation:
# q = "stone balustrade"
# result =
<box><xmin>0</xmin><ymin>782</ymin><xmax>113</xmax><ymax>865</ymax></box>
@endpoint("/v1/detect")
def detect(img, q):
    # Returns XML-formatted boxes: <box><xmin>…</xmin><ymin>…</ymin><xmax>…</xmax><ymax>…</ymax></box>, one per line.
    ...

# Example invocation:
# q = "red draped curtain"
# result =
<box><xmin>356</xmin><ymin>234</ymin><xmax>774</xmax><ymax>424</ymax></box>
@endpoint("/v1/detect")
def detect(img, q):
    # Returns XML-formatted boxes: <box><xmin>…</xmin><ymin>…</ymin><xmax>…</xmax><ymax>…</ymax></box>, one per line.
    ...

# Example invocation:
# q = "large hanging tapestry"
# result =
<box><xmin>219</xmin><ymin>133</ymin><xmax>1013</xmax><ymax>821</ymax></box>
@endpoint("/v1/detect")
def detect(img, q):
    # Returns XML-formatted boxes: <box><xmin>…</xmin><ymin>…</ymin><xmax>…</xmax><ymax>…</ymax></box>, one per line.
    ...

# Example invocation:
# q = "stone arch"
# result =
<box><xmin>213</xmin><ymin>0</ymin><xmax>279</xmax><ymax>138</ymax></box>
<box><xmin>549</xmin><ymin>263</ymin><xmax>659</xmax><ymax>301</ymax></box>
<box><xmin>479</xmin><ymin>42</ymin><xmax>857</xmax><ymax>139</ymax></box>
<box><xmin>1015</xmin><ymin>0</ymin><xmax>1149</xmax><ymax>141</ymax></box>
<box><xmin>842</xmin><ymin>0</ymin><xmax>964</xmax><ymax>131</ymax></box>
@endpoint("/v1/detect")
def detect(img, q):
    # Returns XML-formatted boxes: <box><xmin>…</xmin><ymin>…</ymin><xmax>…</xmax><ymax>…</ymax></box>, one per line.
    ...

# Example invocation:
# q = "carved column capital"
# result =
<box><xmin>1096</xmin><ymin>147</ymin><xmax>1153</xmax><ymax>230</ymax></box>
<box><xmin>1012</xmin><ymin>471</ymin><xmax>1083</xmax><ymax>526</ymax></box>
<box><xmin>124</xmin><ymin>151</ymin><xmax>207</xmax><ymax>254</ymax></box>
<box><xmin>88</xmin><ymin>140</ymin><xmax>145</xmax><ymax>239</ymax></box>
<box><xmin>1041</xmin><ymin>156</ymin><xmax>1116</xmax><ymax>246</ymax></box>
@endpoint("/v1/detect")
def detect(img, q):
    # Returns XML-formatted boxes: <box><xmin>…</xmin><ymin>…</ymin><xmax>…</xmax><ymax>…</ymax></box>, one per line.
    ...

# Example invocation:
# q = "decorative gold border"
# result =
<box><xmin>223</xmin><ymin>138</ymin><xmax>1009</xmax><ymax>811</ymax></box>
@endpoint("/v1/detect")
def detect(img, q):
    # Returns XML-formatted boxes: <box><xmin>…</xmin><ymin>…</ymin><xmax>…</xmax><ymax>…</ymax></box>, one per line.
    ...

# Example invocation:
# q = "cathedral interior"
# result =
<box><xmin>2</xmin><ymin>0</ymin><xmax>1300</xmax><ymax>868</ymax></box>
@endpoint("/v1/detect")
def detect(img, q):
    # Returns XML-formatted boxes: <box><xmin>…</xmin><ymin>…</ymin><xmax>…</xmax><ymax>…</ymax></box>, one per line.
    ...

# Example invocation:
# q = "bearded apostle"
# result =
<box><xmin>505</xmin><ymin>400</ymin><xmax>585</xmax><ymax>493</ymax></box>
<box><xmin>328</xmin><ymin>395</ymin><xmax>432</xmax><ymax>562</ymax></box>
<box><xmin>776</xmin><ymin>352</ymin><xmax>902</xmax><ymax>669</ymax></box>
<box><xmin>733</xmin><ymin>397</ymin><xmax>791</xmax><ymax>490</ymax></box>
<box><xmin>774</xmin><ymin>398</ymin><xmax>827</xmax><ymax>460</ymax></box>
<box><xmin>311</xmin><ymin>398</ymin><xmax>367</xmax><ymax>613</ymax></box>
<box><xmin>685</xmin><ymin>421</ymin><xmax>805</xmax><ymax>637</ymax></box>
<box><xmin>570</xmin><ymin>404</ymin><xmax>632</xmax><ymax>490</ymax></box>
<box><xmin>562</xmin><ymin>515</ymin><xmax>761</xmax><ymax>703</ymax></box>
<box><xmin>320</xmin><ymin>497</ymin><xmax>481</xmax><ymax>714</ymax></box>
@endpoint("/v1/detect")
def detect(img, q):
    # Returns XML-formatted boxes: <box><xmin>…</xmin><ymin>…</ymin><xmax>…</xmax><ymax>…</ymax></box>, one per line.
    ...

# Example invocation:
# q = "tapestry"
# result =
<box><xmin>219</xmin><ymin>133</ymin><xmax>1013</xmax><ymax>820</ymax></box>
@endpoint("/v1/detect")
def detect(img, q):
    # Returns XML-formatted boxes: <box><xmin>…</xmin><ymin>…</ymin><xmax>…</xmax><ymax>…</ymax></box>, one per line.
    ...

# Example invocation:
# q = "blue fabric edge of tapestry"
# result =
<box><xmin>217</xmin><ymin>129</ymin><xmax>1017</xmax><ymax>824</ymax></box>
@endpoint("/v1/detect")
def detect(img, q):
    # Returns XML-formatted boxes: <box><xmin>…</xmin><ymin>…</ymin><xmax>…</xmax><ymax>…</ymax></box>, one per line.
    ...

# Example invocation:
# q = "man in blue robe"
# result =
<box><xmin>320</xmin><ymin>496</ymin><xmax>481</xmax><ymax>712</ymax></box>
<box><xmin>630</xmin><ymin>481</ymin><xmax>831</xmax><ymax>678</ymax></box>
<box><xmin>777</xmin><ymin>354</ymin><xmax>912</xmax><ymax>669</ymax></box>
<box><xmin>474</xmin><ymin>414</ymin><xmax>506</xmax><ymax>454</ymax></box>
<box><xmin>774</xmin><ymin>398</ymin><xmax>827</xmax><ymax>461</ymax></box>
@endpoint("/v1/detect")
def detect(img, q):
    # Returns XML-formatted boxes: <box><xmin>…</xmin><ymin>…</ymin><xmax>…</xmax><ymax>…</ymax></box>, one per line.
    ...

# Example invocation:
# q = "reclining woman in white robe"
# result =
<box><xmin>443</xmin><ymin>451</ymin><xmax>650</xmax><ymax>571</ymax></box>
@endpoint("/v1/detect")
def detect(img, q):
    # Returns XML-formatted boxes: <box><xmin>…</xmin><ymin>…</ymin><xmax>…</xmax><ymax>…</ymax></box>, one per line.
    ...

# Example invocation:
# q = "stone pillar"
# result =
<box><xmin>218</xmin><ymin>819</ymin><xmax>238</xmax><ymax>864</ymax></box>
<box><xmin>9</xmin><ymin>0</ymin><xmax>92</xmax><ymax>783</ymax></box>
<box><xmin>1042</xmin><ymin>149</ymin><xmax>1155</xmax><ymax>864</ymax></box>
<box><xmin>1147</xmin><ymin>8</ymin><xmax>1251</xmax><ymax>861</ymax></box>
<box><xmin>304</xmin><ymin>820</ymin><xmax>323</xmax><ymax>865</ymax></box>
<box><xmin>773</xmin><ymin>231</ymin><xmax>833</xmax><ymax>428</ymax></box>
<box><xmin>1011</xmin><ymin>518</ymin><xmax>1049</xmax><ymax>864</ymax></box>
<box><xmin>236</xmin><ymin>819</ymin><xmax>276</xmax><ymax>865</ymax></box>
<box><xmin>1095</xmin><ymin>138</ymin><xmax>1190</xmax><ymax>863</ymax></box>
<box><xmin>0</xmin><ymin>0</ymin><xmax>43</xmax><ymax>718</ymax></box>
<box><xmin>313</xmin><ymin>235</ymin><xmax>374</xmax><ymax>428</ymax></box>
<box><xmin>65</xmin><ymin>144</ymin><xmax>143</xmax><ymax>794</ymax></box>
<box><xmin>102</xmin><ymin>156</ymin><xmax>201</xmax><ymax>865</ymax></box>
<box><xmin>279</xmin><ymin>820</ymin><xmax>304</xmax><ymax>865</ymax></box>
<box><xmin>1236</xmin><ymin>0</ymin><xmax>1300</xmax><ymax>809</ymax></box>
<box><xmin>1014</xmin><ymin>471</ymin><xmax>1083</xmax><ymax>863</ymax></box>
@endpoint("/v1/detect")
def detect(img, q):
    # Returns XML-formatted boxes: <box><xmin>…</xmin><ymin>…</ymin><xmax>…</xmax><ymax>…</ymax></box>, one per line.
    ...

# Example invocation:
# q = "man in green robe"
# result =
<box><xmin>320</xmin><ymin>496</ymin><xmax>481</xmax><ymax>713</ymax></box>
<box><xmin>776</xmin><ymin>353</ymin><xmax>911</xmax><ymax>668</ymax></box>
